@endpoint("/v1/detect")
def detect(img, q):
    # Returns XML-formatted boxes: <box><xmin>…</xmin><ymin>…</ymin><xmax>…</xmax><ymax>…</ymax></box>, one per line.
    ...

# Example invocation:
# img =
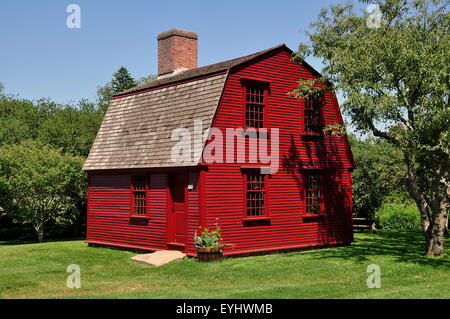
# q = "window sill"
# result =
<box><xmin>303</xmin><ymin>214</ymin><xmax>323</xmax><ymax>218</ymax></box>
<box><xmin>240</xmin><ymin>130</ymin><xmax>270</xmax><ymax>139</ymax></box>
<box><xmin>300</xmin><ymin>132</ymin><xmax>322</xmax><ymax>137</ymax></box>
<box><xmin>302</xmin><ymin>214</ymin><xmax>326</xmax><ymax>221</ymax></box>
<box><xmin>243</xmin><ymin>216</ymin><xmax>271</xmax><ymax>222</ymax></box>
<box><xmin>130</xmin><ymin>215</ymin><xmax>150</xmax><ymax>219</ymax></box>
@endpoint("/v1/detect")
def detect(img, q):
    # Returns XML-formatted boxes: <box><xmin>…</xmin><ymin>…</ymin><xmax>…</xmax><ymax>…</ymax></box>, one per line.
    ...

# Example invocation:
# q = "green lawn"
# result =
<box><xmin>0</xmin><ymin>231</ymin><xmax>449</xmax><ymax>299</ymax></box>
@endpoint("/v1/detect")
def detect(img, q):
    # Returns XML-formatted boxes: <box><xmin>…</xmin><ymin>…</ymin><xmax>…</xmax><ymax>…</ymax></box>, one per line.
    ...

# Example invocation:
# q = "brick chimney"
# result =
<box><xmin>157</xmin><ymin>28</ymin><xmax>198</xmax><ymax>77</ymax></box>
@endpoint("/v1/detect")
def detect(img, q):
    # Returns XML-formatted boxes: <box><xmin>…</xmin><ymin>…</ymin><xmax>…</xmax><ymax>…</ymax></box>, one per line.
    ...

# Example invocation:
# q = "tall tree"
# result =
<box><xmin>96</xmin><ymin>66</ymin><xmax>142</xmax><ymax>110</ymax></box>
<box><xmin>292</xmin><ymin>0</ymin><xmax>449</xmax><ymax>256</ymax></box>
<box><xmin>111</xmin><ymin>66</ymin><xmax>136</xmax><ymax>93</ymax></box>
<box><xmin>96</xmin><ymin>67</ymin><xmax>156</xmax><ymax>110</ymax></box>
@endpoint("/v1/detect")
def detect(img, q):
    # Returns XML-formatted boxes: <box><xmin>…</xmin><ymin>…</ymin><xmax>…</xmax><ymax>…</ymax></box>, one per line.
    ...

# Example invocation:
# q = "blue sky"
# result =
<box><xmin>0</xmin><ymin>0</ymin><xmax>365</xmax><ymax>105</ymax></box>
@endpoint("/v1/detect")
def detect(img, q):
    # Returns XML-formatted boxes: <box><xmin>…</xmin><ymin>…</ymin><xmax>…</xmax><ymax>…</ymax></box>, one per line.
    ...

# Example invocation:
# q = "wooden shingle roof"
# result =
<box><xmin>83</xmin><ymin>44</ymin><xmax>288</xmax><ymax>171</ymax></box>
<box><xmin>83</xmin><ymin>73</ymin><xmax>227</xmax><ymax>170</ymax></box>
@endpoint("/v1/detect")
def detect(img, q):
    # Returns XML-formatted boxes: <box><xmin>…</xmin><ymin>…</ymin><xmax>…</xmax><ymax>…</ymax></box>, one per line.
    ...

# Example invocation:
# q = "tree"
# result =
<box><xmin>111</xmin><ymin>66</ymin><xmax>136</xmax><ymax>93</ymax></box>
<box><xmin>96</xmin><ymin>67</ymin><xmax>155</xmax><ymax>109</ymax></box>
<box><xmin>37</xmin><ymin>99</ymin><xmax>104</xmax><ymax>157</ymax></box>
<box><xmin>292</xmin><ymin>0</ymin><xmax>449</xmax><ymax>256</ymax></box>
<box><xmin>0</xmin><ymin>141</ymin><xmax>86</xmax><ymax>242</ymax></box>
<box><xmin>136</xmin><ymin>74</ymin><xmax>157</xmax><ymax>85</ymax></box>
<box><xmin>96</xmin><ymin>82</ymin><xmax>114</xmax><ymax>111</ymax></box>
<box><xmin>349</xmin><ymin>135</ymin><xmax>408</xmax><ymax>219</ymax></box>
<box><xmin>96</xmin><ymin>66</ymin><xmax>136</xmax><ymax>110</ymax></box>
<box><xmin>0</xmin><ymin>96</ymin><xmax>47</xmax><ymax>146</ymax></box>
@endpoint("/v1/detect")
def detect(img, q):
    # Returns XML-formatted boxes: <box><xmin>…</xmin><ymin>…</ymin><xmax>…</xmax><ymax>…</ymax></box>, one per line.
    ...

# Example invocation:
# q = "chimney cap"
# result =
<box><xmin>157</xmin><ymin>28</ymin><xmax>198</xmax><ymax>41</ymax></box>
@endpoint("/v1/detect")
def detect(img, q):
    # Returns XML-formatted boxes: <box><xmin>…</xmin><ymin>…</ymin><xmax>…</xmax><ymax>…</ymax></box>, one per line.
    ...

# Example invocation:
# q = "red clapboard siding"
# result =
<box><xmin>203</xmin><ymin>48</ymin><xmax>354</xmax><ymax>255</ymax></box>
<box><xmin>87</xmin><ymin>173</ymin><xmax>168</xmax><ymax>251</ymax></box>
<box><xmin>86</xmin><ymin>172</ymin><xmax>201</xmax><ymax>254</ymax></box>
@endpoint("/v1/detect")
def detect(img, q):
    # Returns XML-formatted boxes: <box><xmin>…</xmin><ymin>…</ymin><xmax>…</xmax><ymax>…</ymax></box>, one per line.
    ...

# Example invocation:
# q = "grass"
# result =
<box><xmin>0</xmin><ymin>230</ymin><xmax>449</xmax><ymax>299</ymax></box>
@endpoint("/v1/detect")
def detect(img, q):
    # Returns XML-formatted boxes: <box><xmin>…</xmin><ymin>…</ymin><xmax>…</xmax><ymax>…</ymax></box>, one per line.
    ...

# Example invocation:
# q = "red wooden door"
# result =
<box><xmin>169</xmin><ymin>173</ymin><xmax>187</xmax><ymax>246</ymax></box>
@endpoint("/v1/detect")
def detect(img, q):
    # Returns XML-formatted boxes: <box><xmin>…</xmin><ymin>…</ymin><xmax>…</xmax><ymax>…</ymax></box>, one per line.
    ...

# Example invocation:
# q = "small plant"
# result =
<box><xmin>194</xmin><ymin>224</ymin><xmax>222</xmax><ymax>249</ymax></box>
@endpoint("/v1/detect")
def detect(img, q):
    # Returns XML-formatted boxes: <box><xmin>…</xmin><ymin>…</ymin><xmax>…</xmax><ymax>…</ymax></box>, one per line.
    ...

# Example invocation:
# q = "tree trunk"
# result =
<box><xmin>37</xmin><ymin>227</ymin><xmax>44</xmax><ymax>243</ymax></box>
<box><xmin>445</xmin><ymin>214</ymin><xmax>449</xmax><ymax>236</ymax></box>
<box><xmin>426</xmin><ymin>187</ymin><xmax>450</xmax><ymax>257</ymax></box>
<box><xmin>425</xmin><ymin>205</ymin><xmax>447</xmax><ymax>257</ymax></box>
<box><xmin>33</xmin><ymin>222</ymin><xmax>45</xmax><ymax>243</ymax></box>
<box><xmin>404</xmin><ymin>161</ymin><xmax>448</xmax><ymax>257</ymax></box>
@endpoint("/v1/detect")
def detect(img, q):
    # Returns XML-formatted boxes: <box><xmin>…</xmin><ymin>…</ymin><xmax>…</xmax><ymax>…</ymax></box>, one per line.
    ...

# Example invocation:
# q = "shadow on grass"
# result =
<box><xmin>305</xmin><ymin>230</ymin><xmax>450</xmax><ymax>268</ymax></box>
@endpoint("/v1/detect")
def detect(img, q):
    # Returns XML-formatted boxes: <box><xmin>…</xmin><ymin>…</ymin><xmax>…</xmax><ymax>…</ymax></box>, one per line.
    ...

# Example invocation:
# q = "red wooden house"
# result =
<box><xmin>83</xmin><ymin>29</ymin><xmax>355</xmax><ymax>256</ymax></box>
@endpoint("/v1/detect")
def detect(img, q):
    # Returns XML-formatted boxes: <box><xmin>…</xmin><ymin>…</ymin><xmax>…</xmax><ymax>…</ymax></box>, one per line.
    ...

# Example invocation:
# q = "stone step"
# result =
<box><xmin>131</xmin><ymin>250</ymin><xmax>186</xmax><ymax>266</ymax></box>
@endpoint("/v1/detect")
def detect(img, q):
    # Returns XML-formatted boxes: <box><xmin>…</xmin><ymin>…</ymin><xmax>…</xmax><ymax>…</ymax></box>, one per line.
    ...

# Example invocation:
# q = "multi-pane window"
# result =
<box><xmin>132</xmin><ymin>175</ymin><xmax>147</xmax><ymax>215</ymax></box>
<box><xmin>304</xmin><ymin>97</ymin><xmax>322</xmax><ymax>132</ymax></box>
<box><xmin>305</xmin><ymin>174</ymin><xmax>322</xmax><ymax>214</ymax></box>
<box><xmin>245</xmin><ymin>86</ymin><xmax>265</xmax><ymax>128</ymax></box>
<box><xmin>246</xmin><ymin>171</ymin><xmax>266</xmax><ymax>217</ymax></box>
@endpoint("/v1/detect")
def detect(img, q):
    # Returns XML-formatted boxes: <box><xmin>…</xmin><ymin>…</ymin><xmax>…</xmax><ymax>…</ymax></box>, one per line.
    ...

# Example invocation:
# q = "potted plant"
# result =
<box><xmin>194</xmin><ymin>224</ymin><xmax>223</xmax><ymax>262</ymax></box>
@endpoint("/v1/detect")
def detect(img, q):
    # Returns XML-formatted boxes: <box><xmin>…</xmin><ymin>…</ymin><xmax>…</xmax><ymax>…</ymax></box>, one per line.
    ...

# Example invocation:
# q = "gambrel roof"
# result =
<box><xmin>83</xmin><ymin>44</ymin><xmax>288</xmax><ymax>171</ymax></box>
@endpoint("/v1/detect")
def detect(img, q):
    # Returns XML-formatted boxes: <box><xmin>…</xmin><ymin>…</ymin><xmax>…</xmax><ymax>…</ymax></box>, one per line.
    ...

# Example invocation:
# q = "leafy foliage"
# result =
<box><xmin>0</xmin><ymin>141</ymin><xmax>86</xmax><ymax>242</ymax></box>
<box><xmin>194</xmin><ymin>225</ymin><xmax>223</xmax><ymax>248</ymax></box>
<box><xmin>0</xmin><ymin>96</ymin><xmax>46</xmax><ymax>146</ymax></box>
<box><xmin>376</xmin><ymin>203</ymin><xmax>421</xmax><ymax>231</ymax></box>
<box><xmin>350</xmin><ymin>134</ymin><xmax>408</xmax><ymax>218</ymax></box>
<box><xmin>37</xmin><ymin>99</ymin><xmax>104</xmax><ymax>157</ymax></box>
<box><xmin>324</xmin><ymin>122</ymin><xmax>347</xmax><ymax>137</ymax></box>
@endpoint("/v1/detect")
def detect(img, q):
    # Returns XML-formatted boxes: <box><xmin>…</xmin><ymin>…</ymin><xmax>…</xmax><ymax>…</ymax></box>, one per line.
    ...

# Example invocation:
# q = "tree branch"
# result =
<box><xmin>393</xmin><ymin>78</ymin><xmax>415</xmax><ymax>129</ymax></box>
<box><xmin>370</xmin><ymin>125</ymin><xmax>399</xmax><ymax>144</ymax></box>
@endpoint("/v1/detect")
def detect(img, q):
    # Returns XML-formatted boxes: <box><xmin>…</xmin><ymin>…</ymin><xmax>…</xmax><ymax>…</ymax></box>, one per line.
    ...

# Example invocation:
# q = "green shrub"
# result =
<box><xmin>375</xmin><ymin>203</ymin><xmax>421</xmax><ymax>231</ymax></box>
